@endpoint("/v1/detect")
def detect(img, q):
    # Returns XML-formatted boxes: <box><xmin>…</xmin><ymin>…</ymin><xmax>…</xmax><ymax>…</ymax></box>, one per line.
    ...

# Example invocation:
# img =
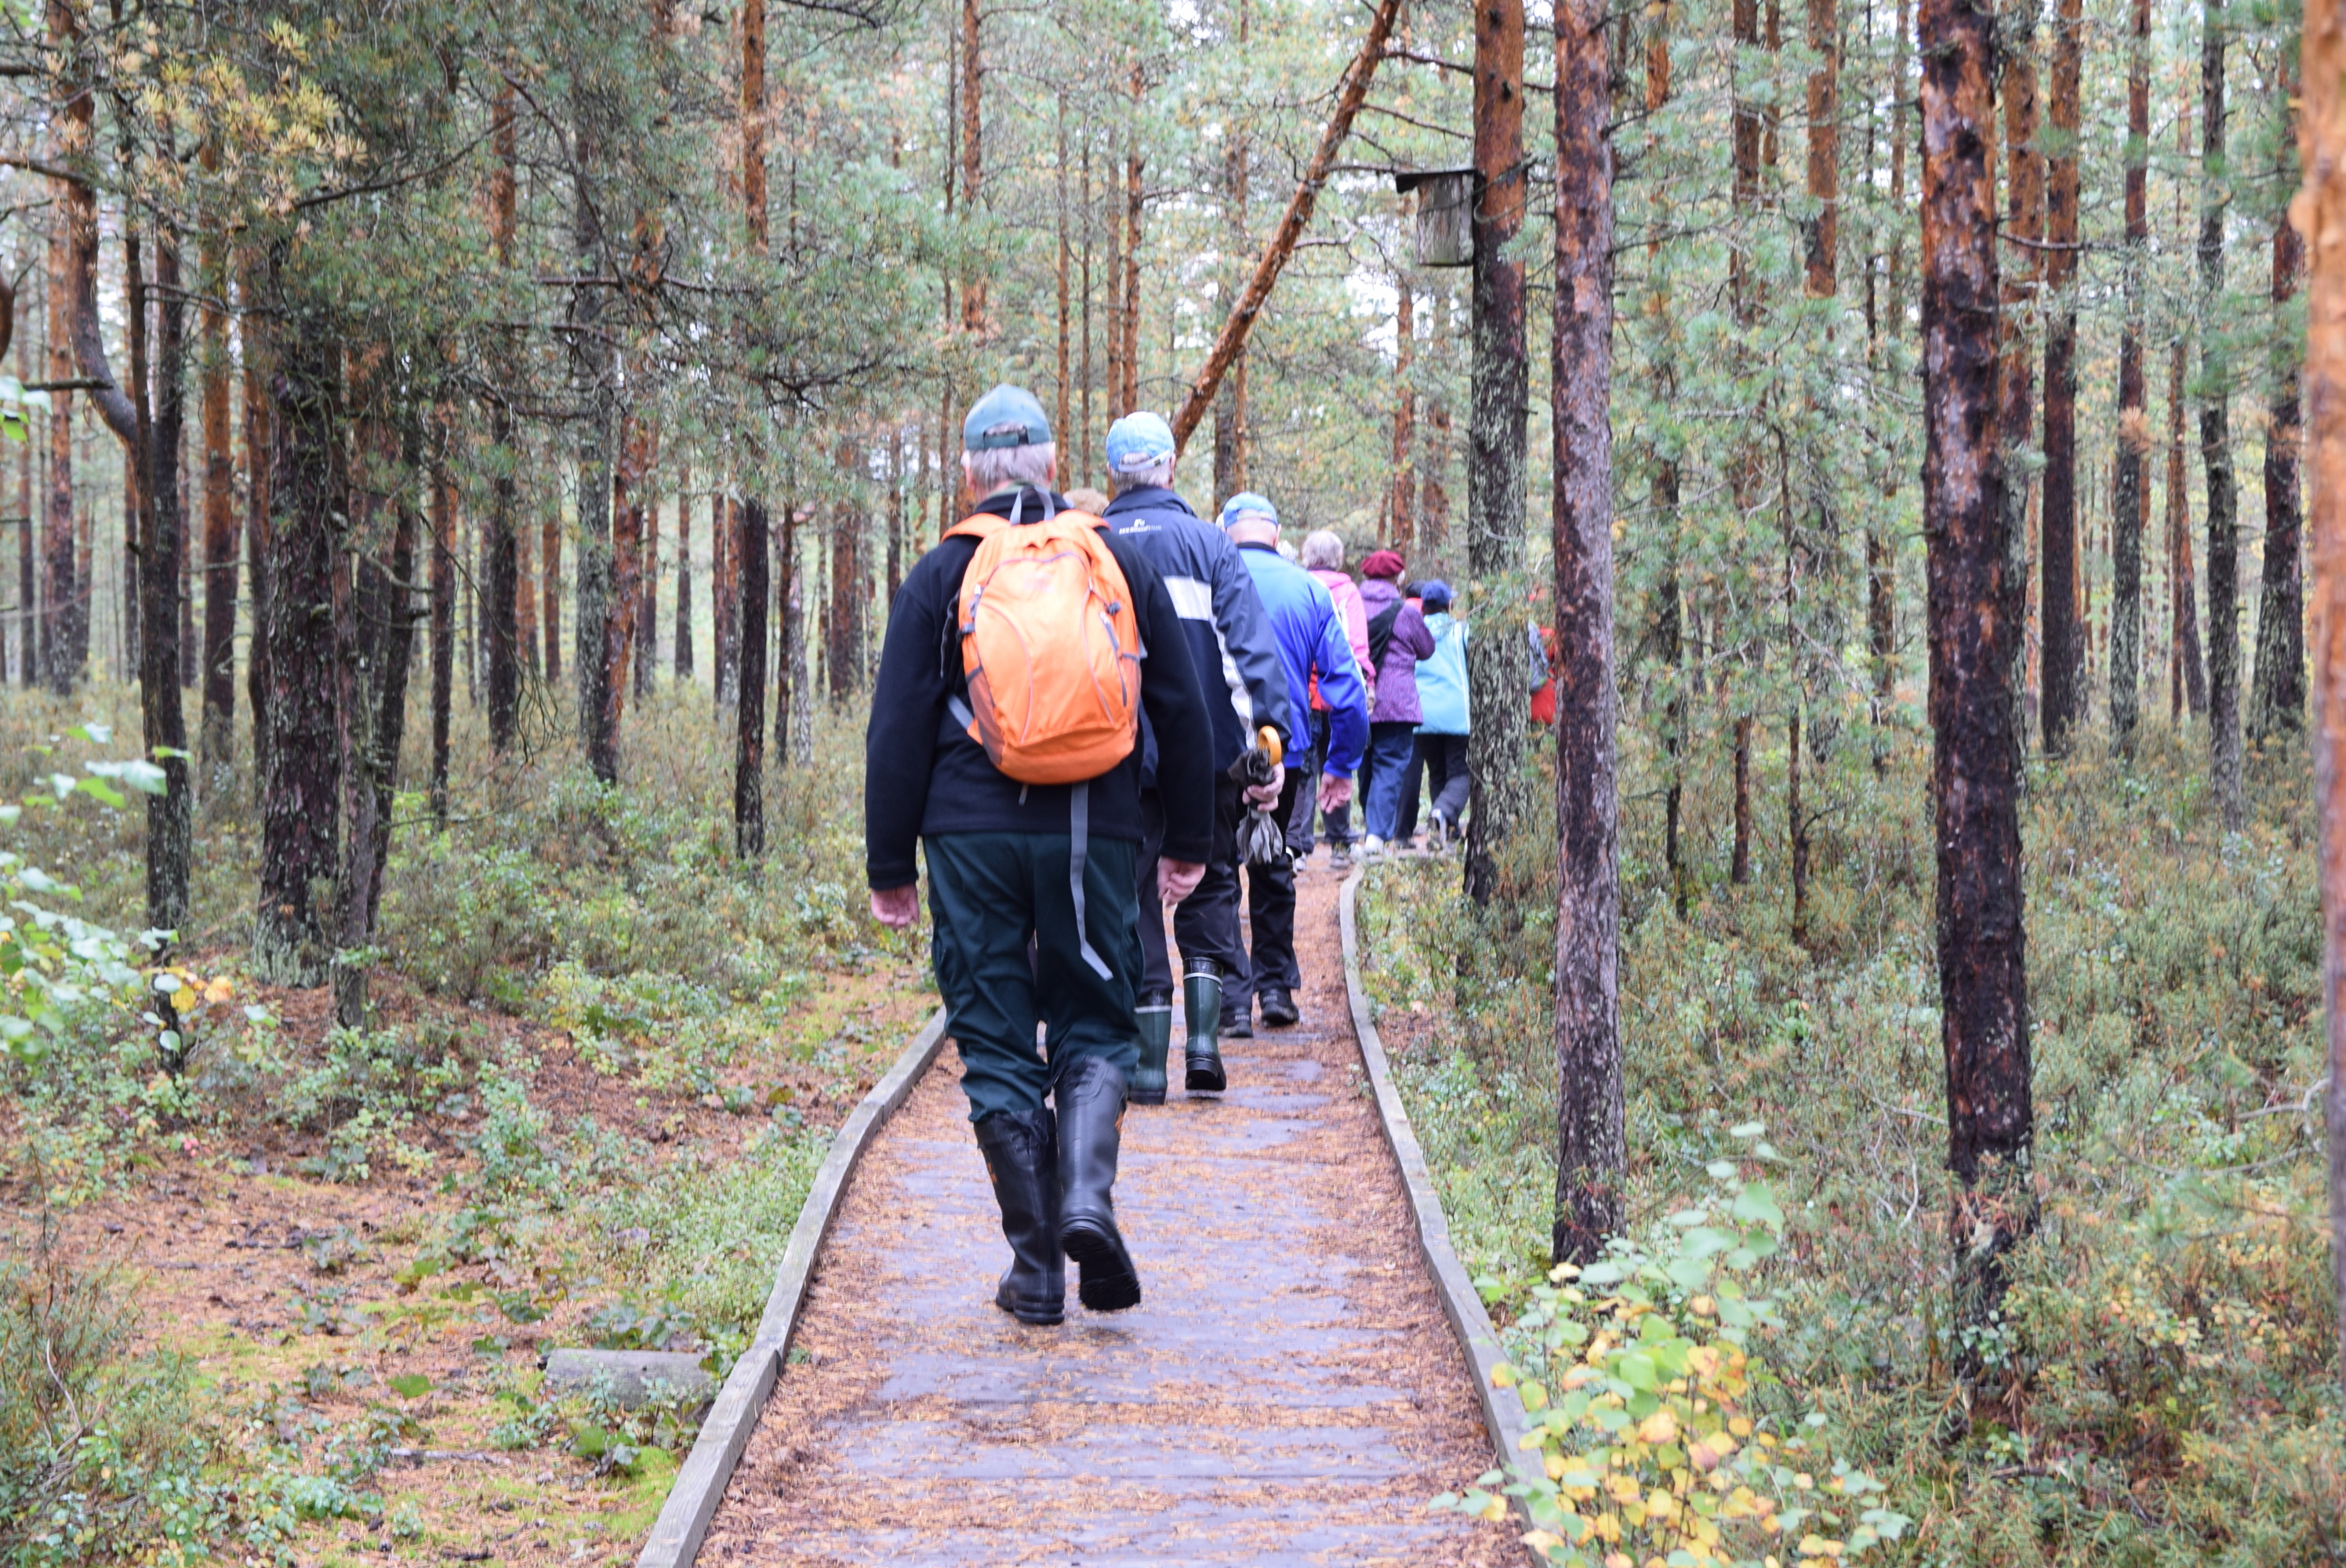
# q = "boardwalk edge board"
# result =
<box><xmin>1338</xmin><ymin>866</ymin><xmax>1546</xmax><ymax>1559</ymax></box>
<box><xmin>634</xmin><ymin>1006</ymin><xmax>951</xmax><ymax>1568</ymax></box>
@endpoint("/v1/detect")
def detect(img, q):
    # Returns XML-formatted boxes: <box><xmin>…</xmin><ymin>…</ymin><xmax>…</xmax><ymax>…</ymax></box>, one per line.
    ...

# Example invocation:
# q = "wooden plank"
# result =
<box><xmin>634</xmin><ymin>1007</ymin><xmax>950</xmax><ymax>1568</ymax></box>
<box><xmin>1338</xmin><ymin>868</ymin><xmax>1544</xmax><ymax>1550</ymax></box>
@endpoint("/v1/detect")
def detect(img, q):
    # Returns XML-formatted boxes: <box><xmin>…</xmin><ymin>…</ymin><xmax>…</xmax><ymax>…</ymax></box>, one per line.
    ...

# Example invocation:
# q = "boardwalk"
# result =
<box><xmin>697</xmin><ymin>861</ymin><xmax>1511</xmax><ymax>1567</ymax></box>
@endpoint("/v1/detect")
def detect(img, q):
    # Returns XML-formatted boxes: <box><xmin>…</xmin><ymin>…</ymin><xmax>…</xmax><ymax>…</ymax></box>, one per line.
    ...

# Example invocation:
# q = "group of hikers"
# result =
<box><xmin>862</xmin><ymin>383</ymin><xmax>1480</xmax><ymax>1326</ymax></box>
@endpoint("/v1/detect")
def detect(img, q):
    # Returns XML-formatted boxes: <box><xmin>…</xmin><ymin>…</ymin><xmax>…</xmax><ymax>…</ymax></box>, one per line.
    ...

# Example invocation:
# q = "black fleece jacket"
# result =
<box><xmin>864</xmin><ymin>485</ymin><xmax>1215</xmax><ymax>891</ymax></box>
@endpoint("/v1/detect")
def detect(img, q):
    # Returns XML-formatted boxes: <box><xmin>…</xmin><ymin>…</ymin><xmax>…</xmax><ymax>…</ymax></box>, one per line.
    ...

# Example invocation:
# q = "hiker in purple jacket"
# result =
<box><xmin>1354</xmin><ymin>550</ymin><xmax>1436</xmax><ymax>853</ymax></box>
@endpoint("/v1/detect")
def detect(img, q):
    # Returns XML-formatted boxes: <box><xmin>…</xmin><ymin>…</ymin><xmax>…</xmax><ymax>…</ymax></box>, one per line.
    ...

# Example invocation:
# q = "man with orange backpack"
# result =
<box><xmin>866</xmin><ymin>385</ymin><xmax>1215</xmax><ymax>1327</ymax></box>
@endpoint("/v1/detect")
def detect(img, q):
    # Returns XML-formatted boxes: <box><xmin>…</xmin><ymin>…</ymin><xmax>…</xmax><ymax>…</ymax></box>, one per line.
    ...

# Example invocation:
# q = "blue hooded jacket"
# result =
<box><xmin>1234</xmin><ymin>542</ymin><xmax>1368</xmax><ymax>775</ymax></box>
<box><xmin>1102</xmin><ymin>485</ymin><xmax>1293</xmax><ymax>771</ymax></box>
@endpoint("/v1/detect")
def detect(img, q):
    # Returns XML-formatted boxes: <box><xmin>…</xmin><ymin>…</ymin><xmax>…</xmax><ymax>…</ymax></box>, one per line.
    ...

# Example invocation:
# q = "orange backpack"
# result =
<box><xmin>944</xmin><ymin>496</ymin><xmax>1143</xmax><ymax>786</ymax></box>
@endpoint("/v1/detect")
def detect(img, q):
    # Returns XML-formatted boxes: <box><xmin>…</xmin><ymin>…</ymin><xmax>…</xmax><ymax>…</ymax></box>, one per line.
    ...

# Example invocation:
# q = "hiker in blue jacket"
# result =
<box><xmin>866</xmin><ymin>385</ymin><xmax>1214</xmax><ymax>1327</ymax></box>
<box><xmin>1099</xmin><ymin>412</ymin><xmax>1292</xmax><ymax>1101</ymax></box>
<box><xmin>1218</xmin><ymin>492</ymin><xmax>1367</xmax><ymax>1033</ymax></box>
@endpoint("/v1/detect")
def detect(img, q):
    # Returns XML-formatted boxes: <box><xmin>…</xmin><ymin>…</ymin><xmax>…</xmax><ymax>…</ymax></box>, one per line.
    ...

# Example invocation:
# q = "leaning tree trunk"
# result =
<box><xmin>1919</xmin><ymin>0</ymin><xmax>2032</xmax><ymax>1392</ymax></box>
<box><xmin>256</xmin><ymin>267</ymin><xmax>343</xmax><ymax>988</ymax></box>
<box><xmin>2298</xmin><ymin>0</ymin><xmax>2346</xmax><ymax>1400</ymax></box>
<box><xmin>1549</xmin><ymin>0</ymin><xmax>1623</xmax><ymax>1269</ymax></box>
<box><xmin>2038</xmin><ymin>0</ymin><xmax>2083</xmax><ymax>753</ymax></box>
<box><xmin>2110</xmin><ymin>0</ymin><xmax>2150</xmax><ymax>752</ymax></box>
<box><xmin>142</xmin><ymin>236</ymin><xmax>191</xmax><ymax>938</ymax></box>
<box><xmin>2202</xmin><ymin>9</ymin><xmax>2245</xmax><ymax>829</ymax></box>
<box><xmin>2251</xmin><ymin>68</ymin><xmax>2307</xmax><ymax>744</ymax></box>
<box><xmin>1463</xmin><ymin>0</ymin><xmax>1531</xmax><ymax>909</ymax></box>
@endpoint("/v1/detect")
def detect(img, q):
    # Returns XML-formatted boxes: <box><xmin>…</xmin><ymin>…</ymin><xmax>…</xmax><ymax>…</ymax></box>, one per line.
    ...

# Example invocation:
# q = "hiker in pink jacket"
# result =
<box><xmin>1301</xmin><ymin>530</ymin><xmax>1371</xmax><ymax>870</ymax></box>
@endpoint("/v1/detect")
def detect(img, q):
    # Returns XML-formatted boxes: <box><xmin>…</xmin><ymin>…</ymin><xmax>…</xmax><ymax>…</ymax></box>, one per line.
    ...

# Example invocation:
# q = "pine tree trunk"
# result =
<box><xmin>542</xmin><ymin>512</ymin><xmax>561</xmax><ymax>684</ymax></box>
<box><xmin>1999</xmin><ymin>0</ymin><xmax>2043</xmax><ymax>752</ymax></box>
<box><xmin>517</xmin><ymin>506</ymin><xmax>539</xmax><ymax>677</ymax></box>
<box><xmin>429</xmin><ymin>433</ymin><xmax>453</xmax><ymax>829</ymax></box>
<box><xmin>572</xmin><ymin>152</ymin><xmax>616</xmax><ymax>779</ymax></box>
<box><xmin>256</xmin><ymin>269</ymin><xmax>343</xmax><ymax>988</ymax></box>
<box><xmin>242</xmin><ymin>304</ymin><xmax>271</xmax><ymax>798</ymax></box>
<box><xmin>714</xmin><ymin>492</ymin><xmax>736</xmax><ymax>701</ymax></box>
<box><xmin>2171</xmin><ymin>339</ymin><xmax>2208</xmax><ymax>717</ymax></box>
<box><xmin>784</xmin><ymin>503</ymin><xmax>812</xmax><ymax>767</ymax></box>
<box><xmin>2038</xmin><ymin>0</ymin><xmax>2083</xmax><ymax>751</ymax></box>
<box><xmin>1121</xmin><ymin>76</ymin><xmax>1143</xmax><ymax>416</ymax></box>
<box><xmin>142</xmin><ymin>235</ymin><xmax>191</xmax><ymax>938</ymax></box>
<box><xmin>1870</xmin><ymin>0</ymin><xmax>1909</xmax><ymax>753</ymax></box>
<box><xmin>735</xmin><ymin>499</ymin><xmax>769</xmax><ymax>857</ymax></box>
<box><xmin>42</xmin><ymin>201</ymin><xmax>75</xmax><ymax>695</ymax></box>
<box><xmin>637</xmin><ymin>488</ymin><xmax>659</xmax><ymax>700</ymax></box>
<box><xmin>2201</xmin><ymin>9</ymin><xmax>2244</xmax><ymax>830</ymax></box>
<box><xmin>960</xmin><ymin>0</ymin><xmax>984</xmax><ymax>334</ymax></box>
<box><xmin>363</xmin><ymin>459</ymin><xmax>419</xmax><ymax>935</ymax></box>
<box><xmin>1920</xmin><ymin>0</ymin><xmax>2032</xmax><ymax>1388</ymax></box>
<box><xmin>2250</xmin><ymin>80</ymin><xmax>2307</xmax><ymax>742</ymax></box>
<box><xmin>2111</xmin><ymin>0</ymin><xmax>2150</xmax><ymax>750</ymax></box>
<box><xmin>1549</xmin><ymin>0</ymin><xmax>1623</xmax><ymax>1268</ymax></box>
<box><xmin>1056</xmin><ymin>96</ymin><xmax>1072</xmax><ymax>457</ymax></box>
<box><xmin>1463</xmin><ymin>0</ymin><xmax>1530</xmax><ymax>908</ymax></box>
<box><xmin>198</xmin><ymin>220</ymin><xmax>236</xmax><ymax>784</ymax></box>
<box><xmin>2296</xmin><ymin>0</ymin><xmax>2346</xmax><ymax>1398</ymax></box>
<box><xmin>1389</xmin><ymin>270</ymin><xmax>1415</xmax><ymax>551</ymax></box>
<box><xmin>1729</xmin><ymin>0</ymin><xmax>1762</xmax><ymax>881</ymax></box>
<box><xmin>599</xmin><ymin>413</ymin><xmax>651</xmax><ymax>780</ymax></box>
<box><xmin>674</xmin><ymin>485</ymin><xmax>694</xmax><ymax>681</ymax></box>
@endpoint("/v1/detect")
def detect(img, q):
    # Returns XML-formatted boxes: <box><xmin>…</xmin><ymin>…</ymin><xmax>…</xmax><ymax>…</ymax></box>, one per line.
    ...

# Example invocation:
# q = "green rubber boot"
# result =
<box><xmin>1182</xmin><ymin>960</ymin><xmax>1226</xmax><ymax>1094</ymax></box>
<box><xmin>1132</xmin><ymin>1002</ymin><xmax>1172</xmax><ymax>1105</ymax></box>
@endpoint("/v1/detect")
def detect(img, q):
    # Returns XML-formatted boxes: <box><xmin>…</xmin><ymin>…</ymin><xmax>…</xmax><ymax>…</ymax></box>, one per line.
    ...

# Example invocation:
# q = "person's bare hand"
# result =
<box><xmin>1243</xmin><ymin>779</ymin><xmax>1283</xmax><ymax>809</ymax></box>
<box><xmin>1318</xmin><ymin>773</ymin><xmax>1354</xmax><ymax>812</ymax></box>
<box><xmin>1159</xmin><ymin>858</ymin><xmax>1207</xmax><ymax>906</ymax></box>
<box><xmin>869</xmin><ymin>884</ymin><xmax>920</xmax><ymax>928</ymax></box>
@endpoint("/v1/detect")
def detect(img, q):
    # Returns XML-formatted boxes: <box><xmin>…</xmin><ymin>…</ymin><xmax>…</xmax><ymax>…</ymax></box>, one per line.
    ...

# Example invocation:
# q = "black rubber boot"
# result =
<box><xmin>1132</xmin><ymin>1000</ymin><xmax>1172</xmax><ymax>1105</ymax></box>
<box><xmin>1055</xmin><ymin>1057</ymin><xmax>1141</xmax><ymax>1312</ymax></box>
<box><xmin>1184</xmin><ymin>959</ymin><xmax>1227</xmax><ymax>1092</ymax></box>
<box><xmin>973</xmin><ymin>1109</ymin><xmax>1065</xmax><ymax>1326</ymax></box>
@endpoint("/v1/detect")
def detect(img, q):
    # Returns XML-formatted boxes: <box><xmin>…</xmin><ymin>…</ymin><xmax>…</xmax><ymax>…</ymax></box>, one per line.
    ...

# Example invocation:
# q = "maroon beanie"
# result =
<box><xmin>1360</xmin><ymin>549</ymin><xmax>1406</xmax><ymax>580</ymax></box>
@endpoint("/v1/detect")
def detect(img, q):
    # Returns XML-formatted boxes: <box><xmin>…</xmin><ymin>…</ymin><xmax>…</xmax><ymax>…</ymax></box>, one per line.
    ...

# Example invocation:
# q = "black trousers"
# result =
<box><xmin>1396</xmin><ymin>733</ymin><xmax>1470</xmax><ymax>844</ymax></box>
<box><xmin>1135</xmin><ymin>777</ymin><xmax>1247</xmax><ymax>1004</ymax></box>
<box><xmin>1231</xmin><ymin>768</ymin><xmax>1306</xmax><ymax>1011</ymax></box>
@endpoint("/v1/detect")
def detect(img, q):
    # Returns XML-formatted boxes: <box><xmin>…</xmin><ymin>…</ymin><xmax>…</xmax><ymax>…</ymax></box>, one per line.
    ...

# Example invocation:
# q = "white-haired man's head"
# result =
<box><xmin>1112</xmin><ymin>456</ymin><xmax>1175</xmax><ymax>495</ymax></box>
<box><xmin>962</xmin><ymin>441</ymin><xmax>1058</xmax><ymax>496</ymax></box>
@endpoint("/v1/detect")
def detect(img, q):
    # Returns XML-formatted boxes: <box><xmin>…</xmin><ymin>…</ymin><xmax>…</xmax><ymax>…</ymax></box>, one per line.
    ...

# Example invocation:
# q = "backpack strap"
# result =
<box><xmin>945</xmin><ymin>512</ymin><xmax>1007</xmax><ymax>542</ymax></box>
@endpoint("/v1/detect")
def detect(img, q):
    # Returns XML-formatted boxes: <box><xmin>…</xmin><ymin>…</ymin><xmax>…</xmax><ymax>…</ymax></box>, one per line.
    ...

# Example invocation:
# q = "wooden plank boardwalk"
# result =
<box><xmin>696</xmin><ymin>859</ymin><xmax>1512</xmax><ymax>1567</ymax></box>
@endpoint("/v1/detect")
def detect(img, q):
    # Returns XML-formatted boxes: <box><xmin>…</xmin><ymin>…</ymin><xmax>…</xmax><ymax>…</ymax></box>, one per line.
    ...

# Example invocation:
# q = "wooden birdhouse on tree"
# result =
<box><xmin>1393</xmin><ymin>169</ymin><xmax>1475</xmax><ymax>267</ymax></box>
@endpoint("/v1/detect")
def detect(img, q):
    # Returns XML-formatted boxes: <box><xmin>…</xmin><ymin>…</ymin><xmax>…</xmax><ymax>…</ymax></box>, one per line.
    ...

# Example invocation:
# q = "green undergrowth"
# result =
<box><xmin>0</xmin><ymin>681</ymin><xmax>924</xmax><ymax>1563</ymax></box>
<box><xmin>1364</xmin><ymin>718</ymin><xmax>2341</xmax><ymax>1565</ymax></box>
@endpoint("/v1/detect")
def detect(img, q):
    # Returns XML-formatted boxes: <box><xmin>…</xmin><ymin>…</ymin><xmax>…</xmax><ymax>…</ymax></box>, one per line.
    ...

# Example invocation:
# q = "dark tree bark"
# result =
<box><xmin>256</xmin><ymin>276</ymin><xmax>343</xmax><ymax>988</ymax></box>
<box><xmin>714</xmin><ymin>493</ymin><xmax>736</xmax><ymax>702</ymax></box>
<box><xmin>1920</xmin><ymin>0</ymin><xmax>2032</xmax><ymax>1384</ymax></box>
<box><xmin>572</xmin><ymin>153</ymin><xmax>617</xmax><ymax>782</ymax></box>
<box><xmin>363</xmin><ymin>461</ymin><xmax>420</xmax><ymax>935</ymax></box>
<box><xmin>198</xmin><ymin>217</ymin><xmax>237</xmax><ymax>783</ymax></box>
<box><xmin>675</xmin><ymin>485</ymin><xmax>695</xmax><ymax>681</ymax></box>
<box><xmin>542</xmin><ymin>511</ymin><xmax>561</xmax><ymax>684</ymax></box>
<box><xmin>1728</xmin><ymin>0</ymin><xmax>1762</xmax><ymax>881</ymax></box>
<box><xmin>597</xmin><ymin>413</ymin><xmax>651</xmax><ymax>781</ymax></box>
<box><xmin>735</xmin><ymin>499</ymin><xmax>769</xmax><ymax>858</ymax></box>
<box><xmin>485</xmin><ymin>85</ymin><xmax>521</xmax><ymax>753</ymax></box>
<box><xmin>2111</xmin><ymin>0</ymin><xmax>2150</xmax><ymax>750</ymax></box>
<box><xmin>1869</xmin><ymin>0</ymin><xmax>1910</xmax><ymax>754</ymax></box>
<box><xmin>1549</xmin><ymin>0</ymin><xmax>1623</xmax><ymax>1269</ymax></box>
<box><xmin>2251</xmin><ymin>73</ymin><xmax>2306</xmax><ymax>742</ymax></box>
<box><xmin>2038</xmin><ymin>0</ymin><xmax>2083</xmax><ymax>751</ymax></box>
<box><xmin>1463</xmin><ymin>0</ymin><xmax>1531</xmax><ymax>908</ymax></box>
<box><xmin>429</xmin><ymin>433</ymin><xmax>453</xmax><ymax>829</ymax></box>
<box><xmin>2201</xmin><ymin>8</ymin><xmax>2244</xmax><ymax>829</ymax></box>
<box><xmin>1645</xmin><ymin>0</ymin><xmax>1687</xmax><ymax>911</ymax></box>
<box><xmin>242</xmin><ymin>303</ymin><xmax>271</xmax><ymax>799</ymax></box>
<box><xmin>141</xmin><ymin>236</ymin><xmax>191</xmax><ymax>938</ymax></box>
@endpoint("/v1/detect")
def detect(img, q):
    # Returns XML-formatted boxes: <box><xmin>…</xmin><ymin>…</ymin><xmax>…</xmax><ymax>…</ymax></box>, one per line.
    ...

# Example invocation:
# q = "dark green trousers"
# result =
<box><xmin>924</xmin><ymin>831</ymin><xmax>1142</xmax><ymax>1122</ymax></box>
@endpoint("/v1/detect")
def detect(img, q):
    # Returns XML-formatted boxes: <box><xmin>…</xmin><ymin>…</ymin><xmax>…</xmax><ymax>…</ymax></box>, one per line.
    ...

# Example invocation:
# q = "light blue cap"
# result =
<box><xmin>1216</xmin><ymin>491</ymin><xmax>1278</xmax><ymax>530</ymax></box>
<box><xmin>1105</xmin><ymin>412</ymin><xmax>1177</xmax><ymax>474</ymax></box>
<box><xmin>962</xmin><ymin>383</ymin><xmax>1052</xmax><ymax>451</ymax></box>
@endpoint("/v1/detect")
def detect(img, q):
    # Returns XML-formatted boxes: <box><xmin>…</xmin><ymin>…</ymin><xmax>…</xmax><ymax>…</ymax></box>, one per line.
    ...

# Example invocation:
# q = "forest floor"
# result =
<box><xmin>1358</xmin><ymin>721</ymin><xmax>2345</xmax><ymax>1566</ymax></box>
<box><xmin>0</xmin><ymin>689</ymin><xmax>929</xmax><ymax>1566</ymax></box>
<box><xmin>701</xmin><ymin>856</ymin><xmax>1513</xmax><ymax>1567</ymax></box>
